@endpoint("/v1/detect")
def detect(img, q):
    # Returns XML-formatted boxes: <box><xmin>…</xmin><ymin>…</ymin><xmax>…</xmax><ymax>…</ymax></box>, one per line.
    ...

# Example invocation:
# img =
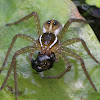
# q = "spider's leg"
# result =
<box><xmin>0</xmin><ymin>34</ymin><xmax>36</xmax><ymax>73</ymax></box>
<box><xmin>6</xmin><ymin>12</ymin><xmax>42</xmax><ymax>36</ymax></box>
<box><xmin>62</xmin><ymin>38</ymin><xmax>100</xmax><ymax>64</ymax></box>
<box><xmin>0</xmin><ymin>46</ymin><xmax>36</xmax><ymax>100</ymax></box>
<box><xmin>29</xmin><ymin>53</ymin><xmax>34</xmax><ymax>62</ymax></box>
<box><xmin>14</xmin><ymin>61</ymin><xmax>17</xmax><ymax>100</ymax></box>
<box><xmin>55</xmin><ymin>53</ymin><xmax>60</xmax><ymax>62</ymax></box>
<box><xmin>14</xmin><ymin>46</ymin><xmax>37</xmax><ymax>100</ymax></box>
<box><xmin>62</xmin><ymin>48</ymin><xmax>97</xmax><ymax>92</ymax></box>
<box><xmin>58</xmin><ymin>19</ymin><xmax>88</xmax><ymax>40</ymax></box>
<box><xmin>42</xmin><ymin>53</ymin><xmax>71</xmax><ymax>79</ymax></box>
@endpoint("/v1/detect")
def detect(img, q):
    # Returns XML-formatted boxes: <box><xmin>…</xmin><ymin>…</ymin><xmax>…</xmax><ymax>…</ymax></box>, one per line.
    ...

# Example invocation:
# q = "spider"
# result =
<box><xmin>0</xmin><ymin>12</ymin><xmax>100</xmax><ymax>100</ymax></box>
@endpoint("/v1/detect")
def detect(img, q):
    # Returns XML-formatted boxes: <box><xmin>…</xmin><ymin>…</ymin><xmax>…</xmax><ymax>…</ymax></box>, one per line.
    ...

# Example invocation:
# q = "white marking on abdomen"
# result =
<box><xmin>49</xmin><ymin>36</ymin><xmax>58</xmax><ymax>48</ymax></box>
<box><xmin>39</xmin><ymin>34</ymin><xmax>58</xmax><ymax>48</ymax></box>
<box><xmin>39</xmin><ymin>35</ymin><xmax>43</xmax><ymax>47</ymax></box>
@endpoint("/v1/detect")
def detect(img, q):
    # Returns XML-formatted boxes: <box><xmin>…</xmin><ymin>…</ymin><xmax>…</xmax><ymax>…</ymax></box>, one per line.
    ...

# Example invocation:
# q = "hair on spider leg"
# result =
<box><xmin>0</xmin><ymin>12</ymin><xmax>100</xmax><ymax>100</ymax></box>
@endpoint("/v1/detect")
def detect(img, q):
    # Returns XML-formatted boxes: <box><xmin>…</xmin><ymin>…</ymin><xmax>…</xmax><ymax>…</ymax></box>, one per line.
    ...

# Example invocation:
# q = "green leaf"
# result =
<box><xmin>0</xmin><ymin>0</ymin><xmax>100</xmax><ymax>100</ymax></box>
<box><xmin>86</xmin><ymin>0</ymin><xmax>100</xmax><ymax>8</ymax></box>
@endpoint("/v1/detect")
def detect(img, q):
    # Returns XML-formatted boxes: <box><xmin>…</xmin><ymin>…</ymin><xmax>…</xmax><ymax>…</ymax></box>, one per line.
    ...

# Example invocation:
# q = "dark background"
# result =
<box><xmin>72</xmin><ymin>0</ymin><xmax>100</xmax><ymax>42</ymax></box>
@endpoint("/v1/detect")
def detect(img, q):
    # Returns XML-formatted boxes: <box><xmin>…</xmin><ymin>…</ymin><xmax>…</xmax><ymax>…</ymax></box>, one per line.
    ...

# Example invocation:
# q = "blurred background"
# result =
<box><xmin>72</xmin><ymin>0</ymin><xmax>100</xmax><ymax>41</ymax></box>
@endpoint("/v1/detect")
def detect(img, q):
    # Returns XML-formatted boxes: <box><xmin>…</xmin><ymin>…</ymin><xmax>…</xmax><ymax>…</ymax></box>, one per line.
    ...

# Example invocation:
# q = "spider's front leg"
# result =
<box><xmin>58</xmin><ymin>19</ymin><xmax>88</xmax><ymax>40</ymax></box>
<box><xmin>62</xmin><ymin>38</ymin><xmax>100</xmax><ymax>64</ymax></box>
<box><xmin>42</xmin><ymin>53</ymin><xmax>72</xmax><ymax>79</ymax></box>
<box><xmin>0</xmin><ymin>34</ymin><xmax>36</xmax><ymax>73</ymax></box>
<box><xmin>0</xmin><ymin>46</ymin><xmax>37</xmax><ymax>100</ymax></box>
<box><xmin>62</xmin><ymin>47</ymin><xmax>97</xmax><ymax>92</ymax></box>
<box><xmin>6</xmin><ymin>12</ymin><xmax>42</xmax><ymax>36</ymax></box>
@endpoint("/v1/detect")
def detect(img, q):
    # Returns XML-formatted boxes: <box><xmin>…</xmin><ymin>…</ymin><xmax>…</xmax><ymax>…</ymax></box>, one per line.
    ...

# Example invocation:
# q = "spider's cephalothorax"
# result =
<box><xmin>31</xmin><ymin>52</ymin><xmax>55</xmax><ymax>72</ymax></box>
<box><xmin>39</xmin><ymin>32</ymin><xmax>59</xmax><ymax>54</ymax></box>
<box><xmin>0</xmin><ymin>12</ymin><xmax>100</xmax><ymax>100</ymax></box>
<box><xmin>38</xmin><ymin>20</ymin><xmax>61</xmax><ymax>55</ymax></box>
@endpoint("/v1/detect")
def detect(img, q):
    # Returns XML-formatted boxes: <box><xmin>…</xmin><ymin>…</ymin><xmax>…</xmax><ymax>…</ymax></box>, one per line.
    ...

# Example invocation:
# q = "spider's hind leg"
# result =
<box><xmin>0</xmin><ymin>46</ymin><xmax>36</xmax><ymax>100</ymax></box>
<box><xmin>62</xmin><ymin>47</ymin><xmax>97</xmax><ymax>92</ymax></box>
<box><xmin>42</xmin><ymin>53</ymin><xmax>72</xmax><ymax>79</ymax></box>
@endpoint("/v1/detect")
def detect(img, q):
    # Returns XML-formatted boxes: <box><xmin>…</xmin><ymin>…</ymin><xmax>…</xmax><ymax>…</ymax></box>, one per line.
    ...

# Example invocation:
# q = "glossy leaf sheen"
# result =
<box><xmin>0</xmin><ymin>0</ymin><xmax>100</xmax><ymax>100</ymax></box>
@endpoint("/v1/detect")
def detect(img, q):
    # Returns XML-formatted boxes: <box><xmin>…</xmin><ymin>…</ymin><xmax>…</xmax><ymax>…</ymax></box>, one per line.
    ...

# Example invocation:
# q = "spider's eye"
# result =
<box><xmin>47</xmin><ymin>20</ymin><xmax>51</xmax><ymax>24</ymax></box>
<box><xmin>53</xmin><ymin>20</ymin><xmax>58</xmax><ymax>25</ymax></box>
